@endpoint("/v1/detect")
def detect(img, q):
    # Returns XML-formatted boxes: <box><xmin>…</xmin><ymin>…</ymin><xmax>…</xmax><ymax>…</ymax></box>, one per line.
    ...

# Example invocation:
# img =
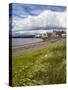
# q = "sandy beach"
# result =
<box><xmin>12</xmin><ymin>38</ymin><xmax>65</xmax><ymax>56</ymax></box>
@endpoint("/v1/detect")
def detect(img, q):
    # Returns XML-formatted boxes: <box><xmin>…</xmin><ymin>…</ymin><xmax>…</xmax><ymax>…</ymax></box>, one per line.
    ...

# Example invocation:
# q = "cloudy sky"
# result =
<box><xmin>9</xmin><ymin>3</ymin><xmax>66</xmax><ymax>32</ymax></box>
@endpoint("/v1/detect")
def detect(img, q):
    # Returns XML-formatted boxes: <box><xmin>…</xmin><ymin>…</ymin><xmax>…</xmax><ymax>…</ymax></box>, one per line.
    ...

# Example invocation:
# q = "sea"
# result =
<box><xmin>12</xmin><ymin>29</ymin><xmax>65</xmax><ymax>47</ymax></box>
<box><xmin>12</xmin><ymin>38</ymin><xmax>43</xmax><ymax>47</ymax></box>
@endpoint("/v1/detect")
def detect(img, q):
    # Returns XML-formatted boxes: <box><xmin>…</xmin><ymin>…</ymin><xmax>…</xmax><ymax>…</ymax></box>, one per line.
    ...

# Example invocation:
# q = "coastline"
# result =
<box><xmin>12</xmin><ymin>38</ymin><xmax>65</xmax><ymax>56</ymax></box>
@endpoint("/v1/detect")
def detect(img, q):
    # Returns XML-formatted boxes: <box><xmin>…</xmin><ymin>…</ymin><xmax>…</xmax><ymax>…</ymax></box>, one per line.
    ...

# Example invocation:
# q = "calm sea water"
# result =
<box><xmin>12</xmin><ymin>38</ymin><xmax>43</xmax><ymax>47</ymax></box>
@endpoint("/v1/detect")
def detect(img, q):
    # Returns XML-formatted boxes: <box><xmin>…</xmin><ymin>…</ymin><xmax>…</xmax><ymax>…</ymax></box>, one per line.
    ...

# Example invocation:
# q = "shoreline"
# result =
<box><xmin>12</xmin><ymin>38</ymin><xmax>65</xmax><ymax>56</ymax></box>
<box><xmin>12</xmin><ymin>40</ymin><xmax>43</xmax><ymax>49</ymax></box>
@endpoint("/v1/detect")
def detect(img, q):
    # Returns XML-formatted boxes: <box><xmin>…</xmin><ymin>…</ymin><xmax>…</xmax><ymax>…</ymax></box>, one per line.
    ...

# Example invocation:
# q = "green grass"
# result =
<box><xmin>12</xmin><ymin>42</ymin><xmax>66</xmax><ymax>86</ymax></box>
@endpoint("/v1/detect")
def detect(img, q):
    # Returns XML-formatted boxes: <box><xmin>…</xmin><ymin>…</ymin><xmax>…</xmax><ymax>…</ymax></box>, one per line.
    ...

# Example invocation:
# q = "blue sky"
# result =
<box><xmin>9</xmin><ymin>3</ymin><xmax>66</xmax><ymax>21</ymax></box>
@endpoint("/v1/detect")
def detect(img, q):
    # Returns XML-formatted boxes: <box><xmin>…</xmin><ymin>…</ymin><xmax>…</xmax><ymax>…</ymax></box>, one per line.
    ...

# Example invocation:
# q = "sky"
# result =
<box><xmin>9</xmin><ymin>3</ymin><xmax>66</xmax><ymax>32</ymax></box>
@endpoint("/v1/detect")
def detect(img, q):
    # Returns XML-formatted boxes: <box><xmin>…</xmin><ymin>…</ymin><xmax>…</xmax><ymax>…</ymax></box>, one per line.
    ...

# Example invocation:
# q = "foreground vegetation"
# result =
<box><xmin>12</xmin><ymin>42</ymin><xmax>66</xmax><ymax>86</ymax></box>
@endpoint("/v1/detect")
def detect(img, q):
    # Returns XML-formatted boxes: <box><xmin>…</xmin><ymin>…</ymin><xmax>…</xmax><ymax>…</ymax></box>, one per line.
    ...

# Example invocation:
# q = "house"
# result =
<box><xmin>61</xmin><ymin>33</ymin><xmax>66</xmax><ymax>38</ymax></box>
<box><xmin>35</xmin><ymin>33</ymin><xmax>48</xmax><ymax>38</ymax></box>
<box><xmin>41</xmin><ymin>33</ymin><xmax>48</xmax><ymax>38</ymax></box>
<box><xmin>35</xmin><ymin>34</ymin><xmax>41</xmax><ymax>38</ymax></box>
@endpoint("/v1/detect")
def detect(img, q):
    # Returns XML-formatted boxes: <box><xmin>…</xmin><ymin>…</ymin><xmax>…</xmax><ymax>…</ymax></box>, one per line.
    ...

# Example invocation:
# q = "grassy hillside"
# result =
<box><xmin>12</xmin><ymin>42</ymin><xmax>66</xmax><ymax>86</ymax></box>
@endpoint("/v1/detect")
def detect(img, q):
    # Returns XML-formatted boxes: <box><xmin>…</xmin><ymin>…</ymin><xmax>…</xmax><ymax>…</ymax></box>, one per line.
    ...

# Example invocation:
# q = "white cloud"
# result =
<box><xmin>12</xmin><ymin>10</ymin><xmax>66</xmax><ymax>31</ymax></box>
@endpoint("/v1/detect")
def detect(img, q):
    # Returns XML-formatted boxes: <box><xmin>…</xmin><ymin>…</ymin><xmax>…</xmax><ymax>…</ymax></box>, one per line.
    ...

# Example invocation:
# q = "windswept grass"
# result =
<box><xmin>12</xmin><ymin>42</ymin><xmax>66</xmax><ymax>86</ymax></box>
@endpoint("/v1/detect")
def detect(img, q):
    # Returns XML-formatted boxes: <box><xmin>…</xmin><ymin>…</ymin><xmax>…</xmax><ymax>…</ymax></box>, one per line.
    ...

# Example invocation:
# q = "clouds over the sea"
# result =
<box><xmin>9</xmin><ymin>3</ymin><xmax>66</xmax><ymax>31</ymax></box>
<box><xmin>12</xmin><ymin>10</ymin><xmax>66</xmax><ymax>31</ymax></box>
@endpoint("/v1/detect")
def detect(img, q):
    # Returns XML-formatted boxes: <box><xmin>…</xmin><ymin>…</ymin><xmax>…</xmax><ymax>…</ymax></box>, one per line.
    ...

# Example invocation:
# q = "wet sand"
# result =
<box><xmin>12</xmin><ymin>38</ymin><xmax>65</xmax><ymax>56</ymax></box>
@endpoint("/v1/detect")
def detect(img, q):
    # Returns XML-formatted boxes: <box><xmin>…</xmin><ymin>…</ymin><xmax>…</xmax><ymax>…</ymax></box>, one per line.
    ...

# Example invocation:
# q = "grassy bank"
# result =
<box><xmin>12</xmin><ymin>42</ymin><xmax>66</xmax><ymax>86</ymax></box>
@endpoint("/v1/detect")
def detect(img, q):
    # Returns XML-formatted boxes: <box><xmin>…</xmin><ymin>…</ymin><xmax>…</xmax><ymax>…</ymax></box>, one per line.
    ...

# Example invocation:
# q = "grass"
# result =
<box><xmin>12</xmin><ymin>42</ymin><xmax>66</xmax><ymax>86</ymax></box>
